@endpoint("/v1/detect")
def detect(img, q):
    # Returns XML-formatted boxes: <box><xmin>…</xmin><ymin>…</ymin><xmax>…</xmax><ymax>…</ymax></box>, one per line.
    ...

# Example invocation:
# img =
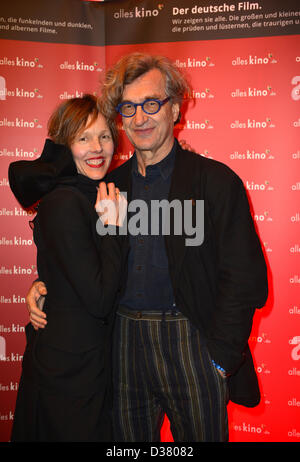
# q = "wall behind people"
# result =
<box><xmin>0</xmin><ymin>0</ymin><xmax>299</xmax><ymax>443</ymax></box>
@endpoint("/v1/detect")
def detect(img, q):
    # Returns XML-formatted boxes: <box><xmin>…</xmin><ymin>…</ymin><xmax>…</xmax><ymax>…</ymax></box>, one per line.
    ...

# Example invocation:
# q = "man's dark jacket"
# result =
<box><xmin>107</xmin><ymin>140</ymin><xmax>268</xmax><ymax>407</ymax></box>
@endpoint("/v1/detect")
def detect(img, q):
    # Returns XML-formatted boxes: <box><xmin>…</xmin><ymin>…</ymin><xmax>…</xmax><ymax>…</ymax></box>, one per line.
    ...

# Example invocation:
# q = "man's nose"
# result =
<box><xmin>134</xmin><ymin>105</ymin><xmax>148</xmax><ymax>125</ymax></box>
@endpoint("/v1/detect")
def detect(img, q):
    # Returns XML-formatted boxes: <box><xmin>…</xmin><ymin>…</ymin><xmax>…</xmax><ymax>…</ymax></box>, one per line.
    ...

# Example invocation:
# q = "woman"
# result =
<box><xmin>9</xmin><ymin>94</ymin><xmax>123</xmax><ymax>442</ymax></box>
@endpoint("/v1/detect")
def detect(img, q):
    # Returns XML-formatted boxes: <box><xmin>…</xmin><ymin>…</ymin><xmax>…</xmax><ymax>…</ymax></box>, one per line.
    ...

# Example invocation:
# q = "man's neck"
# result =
<box><xmin>135</xmin><ymin>138</ymin><xmax>175</xmax><ymax>177</ymax></box>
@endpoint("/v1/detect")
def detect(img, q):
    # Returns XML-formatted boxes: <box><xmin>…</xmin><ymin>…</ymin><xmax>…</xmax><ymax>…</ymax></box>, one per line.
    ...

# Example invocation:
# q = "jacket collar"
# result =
<box><xmin>168</xmin><ymin>139</ymin><xmax>195</xmax><ymax>203</ymax></box>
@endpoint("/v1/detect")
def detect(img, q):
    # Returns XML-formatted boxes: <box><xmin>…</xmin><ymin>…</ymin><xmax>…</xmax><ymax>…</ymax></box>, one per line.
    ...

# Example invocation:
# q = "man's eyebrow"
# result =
<box><xmin>121</xmin><ymin>94</ymin><xmax>163</xmax><ymax>102</ymax></box>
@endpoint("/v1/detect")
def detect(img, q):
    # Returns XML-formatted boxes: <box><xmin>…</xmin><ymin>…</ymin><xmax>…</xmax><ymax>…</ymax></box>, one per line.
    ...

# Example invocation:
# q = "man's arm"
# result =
<box><xmin>26</xmin><ymin>281</ymin><xmax>47</xmax><ymax>330</ymax></box>
<box><xmin>205</xmin><ymin>165</ymin><xmax>268</xmax><ymax>375</ymax></box>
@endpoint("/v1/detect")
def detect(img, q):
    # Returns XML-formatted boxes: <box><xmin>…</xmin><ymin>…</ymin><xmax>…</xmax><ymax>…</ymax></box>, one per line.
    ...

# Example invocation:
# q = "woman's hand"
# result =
<box><xmin>95</xmin><ymin>182</ymin><xmax>127</xmax><ymax>227</ymax></box>
<box><xmin>179</xmin><ymin>139</ymin><xmax>196</xmax><ymax>152</ymax></box>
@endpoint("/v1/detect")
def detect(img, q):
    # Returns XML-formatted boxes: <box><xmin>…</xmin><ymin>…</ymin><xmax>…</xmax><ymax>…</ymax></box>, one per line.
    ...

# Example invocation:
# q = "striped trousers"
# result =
<box><xmin>112</xmin><ymin>307</ymin><xmax>229</xmax><ymax>442</ymax></box>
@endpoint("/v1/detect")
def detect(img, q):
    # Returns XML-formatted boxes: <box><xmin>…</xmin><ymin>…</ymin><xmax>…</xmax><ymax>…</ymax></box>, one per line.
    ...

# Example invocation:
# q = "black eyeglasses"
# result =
<box><xmin>116</xmin><ymin>97</ymin><xmax>170</xmax><ymax>117</ymax></box>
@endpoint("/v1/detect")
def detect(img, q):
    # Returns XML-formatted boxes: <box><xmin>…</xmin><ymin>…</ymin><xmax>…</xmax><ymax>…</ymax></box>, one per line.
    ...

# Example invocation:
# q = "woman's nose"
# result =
<box><xmin>91</xmin><ymin>138</ymin><xmax>102</xmax><ymax>152</ymax></box>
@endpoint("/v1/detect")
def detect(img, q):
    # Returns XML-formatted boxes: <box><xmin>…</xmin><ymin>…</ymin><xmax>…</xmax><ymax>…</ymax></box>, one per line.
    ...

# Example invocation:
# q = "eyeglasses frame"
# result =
<box><xmin>116</xmin><ymin>97</ymin><xmax>170</xmax><ymax>117</ymax></box>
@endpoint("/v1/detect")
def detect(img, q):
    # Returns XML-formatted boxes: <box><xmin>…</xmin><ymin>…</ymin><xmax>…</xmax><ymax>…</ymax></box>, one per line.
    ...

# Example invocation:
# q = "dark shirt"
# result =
<box><xmin>120</xmin><ymin>142</ymin><xmax>177</xmax><ymax>311</ymax></box>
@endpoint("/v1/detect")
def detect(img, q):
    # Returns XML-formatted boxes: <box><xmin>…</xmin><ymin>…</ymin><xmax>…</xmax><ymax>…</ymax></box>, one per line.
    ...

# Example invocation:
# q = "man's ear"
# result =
<box><xmin>172</xmin><ymin>102</ymin><xmax>180</xmax><ymax>124</ymax></box>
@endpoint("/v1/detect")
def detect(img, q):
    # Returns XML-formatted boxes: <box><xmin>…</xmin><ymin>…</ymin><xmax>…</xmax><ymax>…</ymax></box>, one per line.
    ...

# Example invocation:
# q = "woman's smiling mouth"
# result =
<box><xmin>85</xmin><ymin>157</ymin><xmax>105</xmax><ymax>168</ymax></box>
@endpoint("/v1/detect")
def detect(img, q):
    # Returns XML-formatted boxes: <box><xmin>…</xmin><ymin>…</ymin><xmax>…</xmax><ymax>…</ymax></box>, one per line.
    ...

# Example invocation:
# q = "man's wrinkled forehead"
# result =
<box><xmin>122</xmin><ymin>68</ymin><xmax>167</xmax><ymax>102</ymax></box>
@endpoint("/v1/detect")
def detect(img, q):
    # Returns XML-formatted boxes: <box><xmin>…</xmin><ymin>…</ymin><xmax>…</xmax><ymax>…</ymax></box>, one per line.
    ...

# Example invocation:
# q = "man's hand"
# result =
<box><xmin>26</xmin><ymin>281</ymin><xmax>47</xmax><ymax>330</ymax></box>
<box><xmin>216</xmin><ymin>369</ymin><xmax>227</xmax><ymax>379</ymax></box>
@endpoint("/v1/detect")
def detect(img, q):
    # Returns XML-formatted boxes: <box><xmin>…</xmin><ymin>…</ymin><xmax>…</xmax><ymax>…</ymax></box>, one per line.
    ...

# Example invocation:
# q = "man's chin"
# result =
<box><xmin>130</xmin><ymin>141</ymin><xmax>154</xmax><ymax>153</ymax></box>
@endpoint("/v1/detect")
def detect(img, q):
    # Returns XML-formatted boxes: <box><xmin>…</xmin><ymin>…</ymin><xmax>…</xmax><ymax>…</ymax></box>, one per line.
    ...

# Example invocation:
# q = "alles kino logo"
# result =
<box><xmin>232</xmin><ymin>53</ymin><xmax>277</xmax><ymax>65</ymax></box>
<box><xmin>59</xmin><ymin>61</ymin><xmax>102</xmax><ymax>72</ymax></box>
<box><xmin>230</xmin><ymin>149</ymin><xmax>273</xmax><ymax>160</ymax></box>
<box><xmin>113</xmin><ymin>5</ymin><xmax>163</xmax><ymax>19</ymax></box>
<box><xmin>231</xmin><ymin>422</ymin><xmax>268</xmax><ymax>435</ymax></box>
<box><xmin>174</xmin><ymin>57</ymin><xmax>215</xmax><ymax>68</ymax></box>
<box><xmin>290</xmin><ymin>336</ymin><xmax>300</xmax><ymax>360</ymax></box>
<box><xmin>245</xmin><ymin>180</ymin><xmax>273</xmax><ymax>191</ymax></box>
<box><xmin>0</xmin><ymin>117</ymin><xmax>41</xmax><ymax>128</ymax></box>
<box><xmin>231</xmin><ymin>118</ymin><xmax>275</xmax><ymax>129</ymax></box>
<box><xmin>0</xmin><ymin>56</ymin><xmax>43</xmax><ymax>68</ymax></box>
<box><xmin>231</xmin><ymin>86</ymin><xmax>276</xmax><ymax>98</ymax></box>
<box><xmin>0</xmin><ymin>87</ymin><xmax>42</xmax><ymax>99</ymax></box>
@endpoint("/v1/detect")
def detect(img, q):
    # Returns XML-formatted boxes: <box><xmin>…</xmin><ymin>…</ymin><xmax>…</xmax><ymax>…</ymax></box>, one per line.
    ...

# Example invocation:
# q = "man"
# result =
<box><xmin>25</xmin><ymin>53</ymin><xmax>268</xmax><ymax>442</ymax></box>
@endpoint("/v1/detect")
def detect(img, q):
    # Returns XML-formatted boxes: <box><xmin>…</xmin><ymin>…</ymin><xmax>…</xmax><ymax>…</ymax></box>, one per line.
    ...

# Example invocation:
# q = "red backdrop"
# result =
<box><xmin>0</xmin><ymin>0</ymin><xmax>299</xmax><ymax>443</ymax></box>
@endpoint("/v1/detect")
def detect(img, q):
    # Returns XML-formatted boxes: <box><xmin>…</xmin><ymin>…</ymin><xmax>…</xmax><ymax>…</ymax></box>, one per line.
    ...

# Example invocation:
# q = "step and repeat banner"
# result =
<box><xmin>0</xmin><ymin>0</ymin><xmax>299</xmax><ymax>443</ymax></box>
